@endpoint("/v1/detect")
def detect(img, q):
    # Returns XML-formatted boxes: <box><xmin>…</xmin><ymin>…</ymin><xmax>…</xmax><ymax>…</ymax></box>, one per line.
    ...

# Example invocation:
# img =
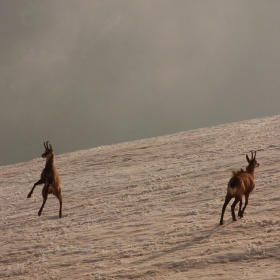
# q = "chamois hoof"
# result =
<box><xmin>220</xmin><ymin>220</ymin><xmax>224</xmax><ymax>225</ymax></box>
<box><xmin>27</xmin><ymin>193</ymin><xmax>32</xmax><ymax>198</ymax></box>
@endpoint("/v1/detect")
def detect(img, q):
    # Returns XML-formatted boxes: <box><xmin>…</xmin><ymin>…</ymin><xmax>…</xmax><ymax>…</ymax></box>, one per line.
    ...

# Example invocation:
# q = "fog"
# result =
<box><xmin>1</xmin><ymin>0</ymin><xmax>280</xmax><ymax>165</ymax></box>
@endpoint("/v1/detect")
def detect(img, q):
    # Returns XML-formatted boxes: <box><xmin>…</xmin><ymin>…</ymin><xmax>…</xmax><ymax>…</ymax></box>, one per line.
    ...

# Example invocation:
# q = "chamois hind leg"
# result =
<box><xmin>239</xmin><ymin>193</ymin><xmax>249</xmax><ymax>218</ymax></box>
<box><xmin>231</xmin><ymin>197</ymin><xmax>240</xmax><ymax>221</ymax></box>
<box><xmin>55</xmin><ymin>192</ymin><xmax>63</xmax><ymax>218</ymax></box>
<box><xmin>38</xmin><ymin>184</ymin><xmax>50</xmax><ymax>216</ymax></box>
<box><xmin>220</xmin><ymin>194</ymin><xmax>232</xmax><ymax>225</ymax></box>
<box><xmin>59</xmin><ymin>200</ymin><xmax>62</xmax><ymax>218</ymax></box>
<box><xmin>27</xmin><ymin>178</ymin><xmax>44</xmax><ymax>198</ymax></box>
<box><xmin>238</xmin><ymin>199</ymin><xmax>243</xmax><ymax>218</ymax></box>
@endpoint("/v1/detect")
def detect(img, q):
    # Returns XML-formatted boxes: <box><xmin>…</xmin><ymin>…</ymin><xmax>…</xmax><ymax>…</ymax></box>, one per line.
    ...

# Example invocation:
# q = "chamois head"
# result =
<box><xmin>42</xmin><ymin>141</ymin><xmax>53</xmax><ymax>159</ymax></box>
<box><xmin>245</xmin><ymin>150</ymin><xmax>259</xmax><ymax>173</ymax></box>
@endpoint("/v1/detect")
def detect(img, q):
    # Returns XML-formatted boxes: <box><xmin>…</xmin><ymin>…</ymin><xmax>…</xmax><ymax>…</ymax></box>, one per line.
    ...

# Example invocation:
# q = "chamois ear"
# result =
<box><xmin>246</xmin><ymin>154</ymin><xmax>250</xmax><ymax>163</ymax></box>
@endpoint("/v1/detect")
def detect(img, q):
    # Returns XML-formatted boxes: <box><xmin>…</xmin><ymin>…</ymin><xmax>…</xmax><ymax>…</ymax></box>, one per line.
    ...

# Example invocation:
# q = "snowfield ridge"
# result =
<box><xmin>1</xmin><ymin>115</ymin><xmax>280</xmax><ymax>279</ymax></box>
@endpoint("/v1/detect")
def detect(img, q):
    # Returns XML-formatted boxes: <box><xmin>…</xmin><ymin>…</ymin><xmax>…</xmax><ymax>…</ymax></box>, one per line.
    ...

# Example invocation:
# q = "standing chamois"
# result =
<box><xmin>220</xmin><ymin>151</ymin><xmax>259</xmax><ymax>225</ymax></box>
<box><xmin>27</xmin><ymin>141</ymin><xmax>62</xmax><ymax>218</ymax></box>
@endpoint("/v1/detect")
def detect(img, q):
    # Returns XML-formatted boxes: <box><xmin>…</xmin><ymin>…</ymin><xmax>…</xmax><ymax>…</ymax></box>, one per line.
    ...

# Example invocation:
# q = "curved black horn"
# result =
<box><xmin>250</xmin><ymin>150</ymin><xmax>256</xmax><ymax>160</ymax></box>
<box><xmin>44</xmin><ymin>141</ymin><xmax>50</xmax><ymax>149</ymax></box>
<box><xmin>250</xmin><ymin>150</ymin><xmax>254</xmax><ymax>159</ymax></box>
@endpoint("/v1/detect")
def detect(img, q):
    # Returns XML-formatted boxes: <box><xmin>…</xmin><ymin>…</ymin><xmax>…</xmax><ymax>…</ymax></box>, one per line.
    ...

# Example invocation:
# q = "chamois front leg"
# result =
<box><xmin>27</xmin><ymin>178</ymin><xmax>44</xmax><ymax>198</ymax></box>
<box><xmin>38</xmin><ymin>183</ymin><xmax>50</xmax><ymax>216</ymax></box>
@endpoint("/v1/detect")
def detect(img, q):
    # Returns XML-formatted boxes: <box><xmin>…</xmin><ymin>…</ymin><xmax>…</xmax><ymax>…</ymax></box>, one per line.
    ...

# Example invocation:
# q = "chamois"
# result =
<box><xmin>27</xmin><ymin>141</ymin><xmax>62</xmax><ymax>218</ymax></box>
<box><xmin>220</xmin><ymin>151</ymin><xmax>259</xmax><ymax>225</ymax></box>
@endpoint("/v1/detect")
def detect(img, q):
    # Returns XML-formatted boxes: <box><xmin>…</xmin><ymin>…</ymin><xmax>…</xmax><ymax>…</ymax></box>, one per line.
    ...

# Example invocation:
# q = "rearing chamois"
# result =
<box><xmin>220</xmin><ymin>151</ymin><xmax>259</xmax><ymax>225</ymax></box>
<box><xmin>27</xmin><ymin>141</ymin><xmax>62</xmax><ymax>218</ymax></box>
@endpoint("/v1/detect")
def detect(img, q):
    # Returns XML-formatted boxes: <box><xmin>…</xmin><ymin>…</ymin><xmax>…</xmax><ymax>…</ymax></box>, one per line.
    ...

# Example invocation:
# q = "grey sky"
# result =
<box><xmin>1</xmin><ymin>0</ymin><xmax>280</xmax><ymax>165</ymax></box>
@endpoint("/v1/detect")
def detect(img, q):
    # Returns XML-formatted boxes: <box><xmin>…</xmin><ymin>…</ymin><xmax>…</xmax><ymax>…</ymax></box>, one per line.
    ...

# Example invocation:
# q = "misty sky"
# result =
<box><xmin>1</xmin><ymin>0</ymin><xmax>280</xmax><ymax>165</ymax></box>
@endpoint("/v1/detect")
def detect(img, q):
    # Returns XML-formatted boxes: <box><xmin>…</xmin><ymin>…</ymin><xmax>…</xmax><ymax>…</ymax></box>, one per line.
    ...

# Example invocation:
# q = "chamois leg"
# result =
<box><xmin>239</xmin><ymin>193</ymin><xmax>249</xmax><ymax>218</ymax></box>
<box><xmin>38</xmin><ymin>184</ymin><xmax>50</xmax><ymax>216</ymax></box>
<box><xmin>238</xmin><ymin>199</ymin><xmax>243</xmax><ymax>217</ymax></box>
<box><xmin>59</xmin><ymin>200</ymin><xmax>62</xmax><ymax>218</ymax></box>
<box><xmin>231</xmin><ymin>197</ymin><xmax>240</xmax><ymax>221</ymax></box>
<box><xmin>220</xmin><ymin>194</ymin><xmax>232</xmax><ymax>225</ymax></box>
<box><xmin>27</xmin><ymin>179</ymin><xmax>44</xmax><ymax>198</ymax></box>
<box><xmin>55</xmin><ymin>192</ymin><xmax>63</xmax><ymax>218</ymax></box>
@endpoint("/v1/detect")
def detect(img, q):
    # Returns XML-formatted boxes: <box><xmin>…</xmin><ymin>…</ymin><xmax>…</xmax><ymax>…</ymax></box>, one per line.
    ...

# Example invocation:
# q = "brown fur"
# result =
<box><xmin>231</xmin><ymin>168</ymin><xmax>245</xmax><ymax>177</ymax></box>
<box><xmin>220</xmin><ymin>151</ymin><xmax>259</xmax><ymax>225</ymax></box>
<box><xmin>27</xmin><ymin>141</ymin><xmax>62</xmax><ymax>218</ymax></box>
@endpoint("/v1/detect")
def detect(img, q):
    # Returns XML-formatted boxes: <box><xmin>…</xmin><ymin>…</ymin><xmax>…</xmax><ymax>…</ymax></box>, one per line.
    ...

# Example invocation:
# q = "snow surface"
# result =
<box><xmin>1</xmin><ymin>115</ymin><xmax>280</xmax><ymax>279</ymax></box>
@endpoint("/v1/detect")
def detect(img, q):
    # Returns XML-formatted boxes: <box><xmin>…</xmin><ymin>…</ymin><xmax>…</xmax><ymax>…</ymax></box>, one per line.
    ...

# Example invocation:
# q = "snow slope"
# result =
<box><xmin>1</xmin><ymin>115</ymin><xmax>280</xmax><ymax>279</ymax></box>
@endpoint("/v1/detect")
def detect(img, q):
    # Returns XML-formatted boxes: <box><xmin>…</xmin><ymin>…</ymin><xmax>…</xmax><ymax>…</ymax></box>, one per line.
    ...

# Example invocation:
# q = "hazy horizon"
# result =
<box><xmin>1</xmin><ymin>0</ymin><xmax>280</xmax><ymax>165</ymax></box>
